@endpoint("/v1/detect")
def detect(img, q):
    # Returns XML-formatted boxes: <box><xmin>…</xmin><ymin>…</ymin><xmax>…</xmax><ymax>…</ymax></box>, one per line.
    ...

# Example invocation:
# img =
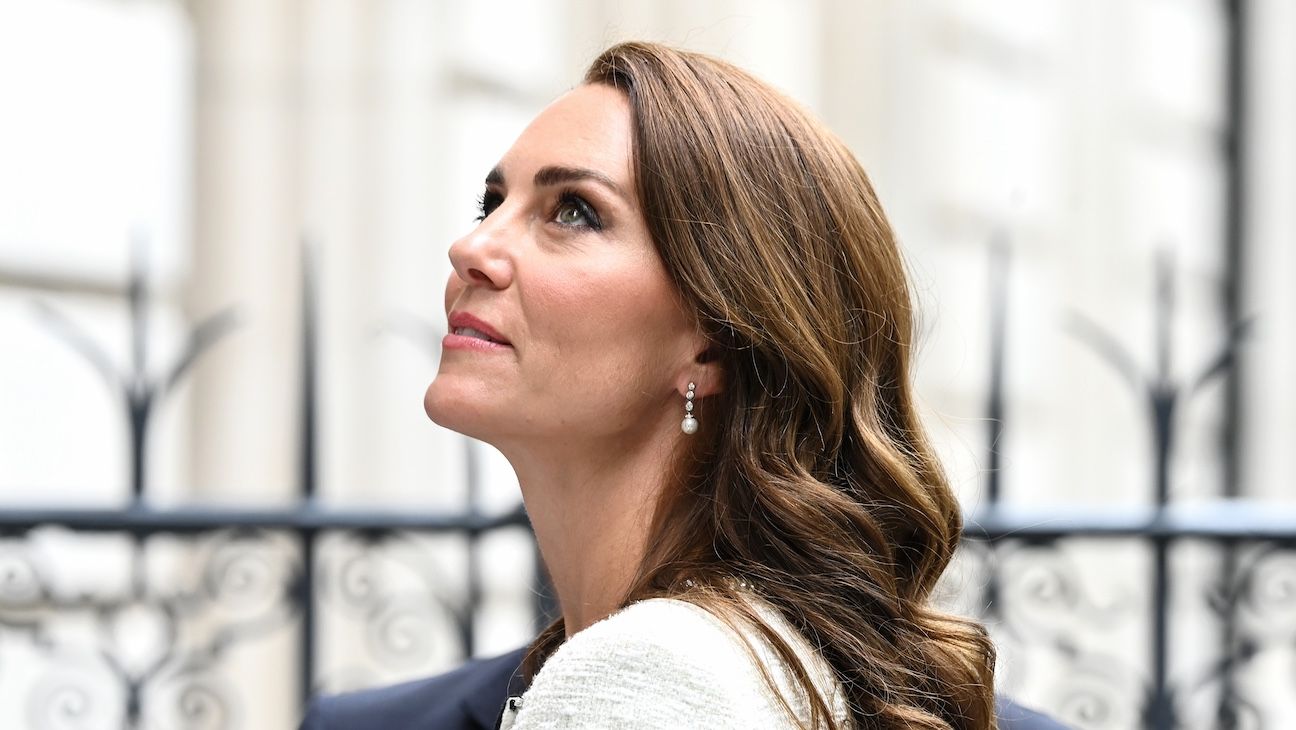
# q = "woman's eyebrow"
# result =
<box><xmin>484</xmin><ymin>165</ymin><xmax>626</xmax><ymax>201</ymax></box>
<box><xmin>534</xmin><ymin>165</ymin><xmax>626</xmax><ymax>200</ymax></box>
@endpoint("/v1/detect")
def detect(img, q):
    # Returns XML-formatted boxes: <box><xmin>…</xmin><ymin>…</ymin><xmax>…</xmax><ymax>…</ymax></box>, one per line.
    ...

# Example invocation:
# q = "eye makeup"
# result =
<box><xmin>553</xmin><ymin>189</ymin><xmax>603</xmax><ymax>230</ymax></box>
<box><xmin>473</xmin><ymin>187</ymin><xmax>604</xmax><ymax>232</ymax></box>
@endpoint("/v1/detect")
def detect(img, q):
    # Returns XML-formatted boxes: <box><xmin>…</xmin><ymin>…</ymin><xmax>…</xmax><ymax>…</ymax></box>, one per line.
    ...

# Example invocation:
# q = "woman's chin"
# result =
<box><xmin>423</xmin><ymin>380</ymin><xmax>494</xmax><ymax>439</ymax></box>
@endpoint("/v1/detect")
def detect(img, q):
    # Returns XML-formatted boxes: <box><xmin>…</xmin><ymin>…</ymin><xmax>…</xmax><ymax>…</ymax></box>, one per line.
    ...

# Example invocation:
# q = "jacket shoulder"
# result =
<box><xmin>995</xmin><ymin>695</ymin><xmax>1072</xmax><ymax>730</ymax></box>
<box><xmin>300</xmin><ymin>648</ymin><xmax>525</xmax><ymax>730</ymax></box>
<box><xmin>508</xmin><ymin>598</ymin><xmax>844</xmax><ymax>730</ymax></box>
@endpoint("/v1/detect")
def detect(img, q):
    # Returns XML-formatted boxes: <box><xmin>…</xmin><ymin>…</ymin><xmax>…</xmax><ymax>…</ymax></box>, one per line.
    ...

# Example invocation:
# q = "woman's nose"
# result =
<box><xmin>448</xmin><ymin>217</ymin><xmax>514</xmax><ymax>290</ymax></box>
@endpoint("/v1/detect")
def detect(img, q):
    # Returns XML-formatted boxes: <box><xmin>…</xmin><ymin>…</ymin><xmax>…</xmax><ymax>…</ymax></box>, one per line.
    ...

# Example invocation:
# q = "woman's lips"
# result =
<box><xmin>443</xmin><ymin>312</ymin><xmax>513</xmax><ymax>352</ymax></box>
<box><xmin>442</xmin><ymin>331</ymin><xmax>513</xmax><ymax>352</ymax></box>
<box><xmin>446</xmin><ymin>311</ymin><xmax>512</xmax><ymax>345</ymax></box>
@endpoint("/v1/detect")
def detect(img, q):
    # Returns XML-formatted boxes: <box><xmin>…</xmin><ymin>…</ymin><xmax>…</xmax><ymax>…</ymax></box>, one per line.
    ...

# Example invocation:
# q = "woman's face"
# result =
<box><xmin>424</xmin><ymin>84</ymin><xmax>700</xmax><ymax>449</ymax></box>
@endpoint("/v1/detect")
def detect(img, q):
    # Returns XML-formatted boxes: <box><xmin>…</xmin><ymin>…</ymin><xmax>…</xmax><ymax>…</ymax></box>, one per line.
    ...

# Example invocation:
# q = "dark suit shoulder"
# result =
<box><xmin>996</xmin><ymin>695</ymin><xmax>1072</xmax><ymax>730</ymax></box>
<box><xmin>300</xmin><ymin>648</ymin><xmax>526</xmax><ymax>730</ymax></box>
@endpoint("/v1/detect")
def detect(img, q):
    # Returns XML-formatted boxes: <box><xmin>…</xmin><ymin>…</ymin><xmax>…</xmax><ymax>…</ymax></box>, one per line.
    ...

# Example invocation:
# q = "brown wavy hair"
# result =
<box><xmin>524</xmin><ymin>41</ymin><xmax>997</xmax><ymax>730</ymax></box>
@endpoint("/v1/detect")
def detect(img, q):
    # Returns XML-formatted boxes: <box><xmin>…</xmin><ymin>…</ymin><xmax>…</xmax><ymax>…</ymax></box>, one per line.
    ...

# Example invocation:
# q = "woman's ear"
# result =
<box><xmin>681</xmin><ymin>344</ymin><xmax>724</xmax><ymax>398</ymax></box>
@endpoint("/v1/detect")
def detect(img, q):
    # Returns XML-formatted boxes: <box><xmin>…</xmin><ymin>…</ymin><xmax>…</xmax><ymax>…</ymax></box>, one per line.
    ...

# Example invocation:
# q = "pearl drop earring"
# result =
<box><xmin>681</xmin><ymin>382</ymin><xmax>698</xmax><ymax>435</ymax></box>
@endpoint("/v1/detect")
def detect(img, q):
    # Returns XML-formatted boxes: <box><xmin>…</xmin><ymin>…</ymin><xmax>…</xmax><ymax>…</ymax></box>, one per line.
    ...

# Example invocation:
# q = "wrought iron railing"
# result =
<box><xmin>3</xmin><ymin>238</ymin><xmax>1293</xmax><ymax>730</ymax></box>
<box><xmin>1</xmin><ymin>242</ymin><xmax>548</xmax><ymax>727</ymax></box>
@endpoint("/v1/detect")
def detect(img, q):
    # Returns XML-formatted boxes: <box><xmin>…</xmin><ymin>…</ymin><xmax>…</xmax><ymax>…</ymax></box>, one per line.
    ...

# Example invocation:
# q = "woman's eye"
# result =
<box><xmin>554</xmin><ymin>192</ymin><xmax>602</xmax><ymax>230</ymax></box>
<box><xmin>556</xmin><ymin>202</ymin><xmax>586</xmax><ymax>226</ymax></box>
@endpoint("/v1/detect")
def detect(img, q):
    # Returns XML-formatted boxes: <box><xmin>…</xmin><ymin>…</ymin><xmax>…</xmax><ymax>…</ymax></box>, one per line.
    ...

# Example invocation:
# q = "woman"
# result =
<box><xmin>423</xmin><ymin>41</ymin><xmax>997</xmax><ymax>730</ymax></box>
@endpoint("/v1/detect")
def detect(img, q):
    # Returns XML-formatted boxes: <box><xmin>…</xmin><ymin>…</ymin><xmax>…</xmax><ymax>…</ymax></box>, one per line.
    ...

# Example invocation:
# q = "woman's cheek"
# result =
<box><xmin>443</xmin><ymin>271</ymin><xmax>464</xmax><ymax>310</ymax></box>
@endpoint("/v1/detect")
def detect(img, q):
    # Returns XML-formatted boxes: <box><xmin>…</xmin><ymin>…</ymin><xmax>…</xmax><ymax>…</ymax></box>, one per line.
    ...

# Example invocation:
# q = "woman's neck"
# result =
<box><xmin>502</xmin><ymin>425</ymin><xmax>677</xmax><ymax>637</ymax></box>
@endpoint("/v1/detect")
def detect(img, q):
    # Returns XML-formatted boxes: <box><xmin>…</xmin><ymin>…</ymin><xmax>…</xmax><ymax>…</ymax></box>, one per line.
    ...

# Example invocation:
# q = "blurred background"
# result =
<box><xmin>1</xmin><ymin>0</ymin><xmax>1294</xmax><ymax>728</ymax></box>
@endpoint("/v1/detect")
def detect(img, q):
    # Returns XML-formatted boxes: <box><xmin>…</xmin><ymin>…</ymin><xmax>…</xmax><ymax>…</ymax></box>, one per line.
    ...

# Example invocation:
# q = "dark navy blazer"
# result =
<box><xmin>301</xmin><ymin>647</ymin><xmax>1069</xmax><ymax>729</ymax></box>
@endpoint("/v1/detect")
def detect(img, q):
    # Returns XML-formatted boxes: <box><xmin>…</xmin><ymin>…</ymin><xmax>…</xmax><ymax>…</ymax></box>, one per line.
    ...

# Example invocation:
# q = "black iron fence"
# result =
<box><xmin>1</xmin><ymin>244</ymin><xmax>547</xmax><ymax>729</ymax></box>
<box><xmin>2</xmin><ymin>239</ymin><xmax>1293</xmax><ymax>730</ymax></box>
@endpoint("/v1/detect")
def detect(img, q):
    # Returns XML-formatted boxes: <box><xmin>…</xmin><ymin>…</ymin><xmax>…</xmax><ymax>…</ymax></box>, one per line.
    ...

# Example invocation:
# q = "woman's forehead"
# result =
<box><xmin>495</xmin><ymin>84</ymin><xmax>634</xmax><ymax>189</ymax></box>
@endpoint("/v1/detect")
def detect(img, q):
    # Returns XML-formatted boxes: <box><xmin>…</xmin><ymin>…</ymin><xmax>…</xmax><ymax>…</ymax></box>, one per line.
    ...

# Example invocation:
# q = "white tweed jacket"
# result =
<box><xmin>499</xmin><ymin>597</ymin><xmax>850</xmax><ymax>729</ymax></box>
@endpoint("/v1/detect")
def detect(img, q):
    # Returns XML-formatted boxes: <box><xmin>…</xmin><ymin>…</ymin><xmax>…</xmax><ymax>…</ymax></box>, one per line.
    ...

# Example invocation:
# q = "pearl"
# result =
<box><xmin>681</xmin><ymin>415</ymin><xmax>698</xmax><ymax>435</ymax></box>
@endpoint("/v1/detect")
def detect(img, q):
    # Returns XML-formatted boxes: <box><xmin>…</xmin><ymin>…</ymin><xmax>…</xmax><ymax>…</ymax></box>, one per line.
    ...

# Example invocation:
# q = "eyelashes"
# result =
<box><xmin>473</xmin><ymin>188</ymin><xmax>603</xmax><ymax>231</ymax></box>
<box><xmin>474</xmin><ymin>190</ymin><xmax>503</xmax><ymax>222</ymax></box>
